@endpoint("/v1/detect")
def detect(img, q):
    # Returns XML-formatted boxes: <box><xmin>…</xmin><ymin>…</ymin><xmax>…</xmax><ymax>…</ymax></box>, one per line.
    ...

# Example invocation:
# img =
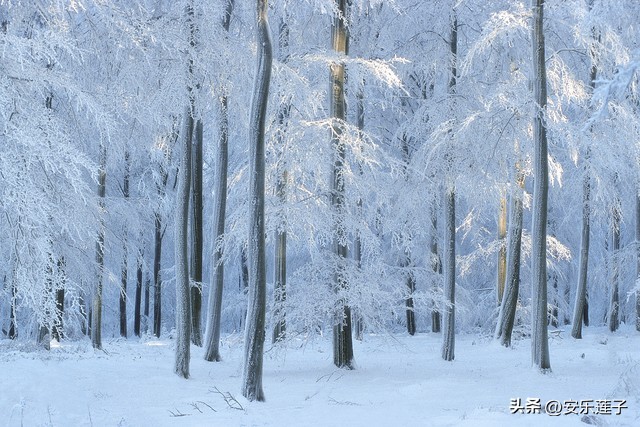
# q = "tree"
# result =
<box><xmin>530</xmin><ymin>0</ymin><xmax>551</xmax><ymax>371</ymax></box>
<box><xmin>441</xmin><ymin>9</ymin><xmax>458</xmax><ymax>362</ymax></box>
<box><xmin>203</xmin><ymin>0</ymin><xmax>234</xmax><ymax>362</ymax></box>
<box><xmin>242</xmin><ymin>0</ymin><xmax>272</xmax><ymax>402</ymax></box>
<box><xmin>330</xmin><ymin>0</ymin><xmax>354</xmax><ymax>370</ymax></box>
<box><xmin>92</xmin><ymin>142</ymin><xmax>107</xmax><ymax>350</ymax></box>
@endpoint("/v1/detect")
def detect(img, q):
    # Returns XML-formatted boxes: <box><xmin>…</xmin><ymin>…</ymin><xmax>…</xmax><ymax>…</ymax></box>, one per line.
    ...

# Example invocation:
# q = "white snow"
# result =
<box><xmin>1</xmin><ymin>326</ymin><xmax>638</xmax><ymax>426</ymax></box>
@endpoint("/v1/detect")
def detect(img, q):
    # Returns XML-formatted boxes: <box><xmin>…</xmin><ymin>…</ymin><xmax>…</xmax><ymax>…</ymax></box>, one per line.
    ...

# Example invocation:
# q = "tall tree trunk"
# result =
<box><xmin>120</xmin><ymin>150</ymin><xmax>130</xmax><ymax>338</ymax></box>
<box><xmin>495</xmin><ymin>168</ymin><xmax>524</xmax><ymax>347</ymax></box>
<box><xmin>531</xmin><ymin>0</ymin><xmax>551</xmax><ymax>371</ymax></box>
<box><xmin>272</xmin><ymin>14</ymin><xmax>290</xmax><ymax>344</ymax></box>
<box><xmin>153</xmin><ymin>163</ymin><xmax>167</xmax><ymax>338</ymax></box>
<box><xmin>242</xmin><ymin>0</ymin><xmax>272</xmax><ymax>402</ymax></box>
<box><xmin>134</xmin><ymin>249</ymin><xmax>143</xmax><ymax>337</ymax></box>
<box><xmin>190</xmin><ymin>119</ymin><xmax>203</xmax><ymax>346</ymax></box>
<box><xmin>400</xmin><ymin>134</ymin><xmax>416</xmax><ymax>336</ymax></box>
<box><xmin>430</xmin><ymin>207</ymin><xmax>442</xmax><ymax>333</ymax></box>
<box><xmin>441</xmin><ymin>10</ymin><xmax>457</xmax><ymax>362</ymax></box>
<box><xmin>330</xmin><ymin>0</ymin><xmax>354</xmax><ymax>370</ymax></box>
<box><xmin>175</xmin><ymin>105</ymin><xmax>193</xmax><ymax>378</ymax></box>
<box><xmin>353</xmin><ymin>83</ymin><xmax>365</xmax><ymax>341</ymax></box>
<box><xmin>571</xmin><ymin>172</ymin><xmax>590</xmax><ymax>338</ymax></box>
<box><xmin>203</xmin><ymin>0</ymin><xmax>234</xmax><ymax>363</ymax></box>
<box><xmin>608</xmin><ymin>196</ymin><xmax>620</xmax><ymax>332</ymax></box>
<box><xmin>92</xmin><ymin>142</ymin><xmax>106</xmax><ymax>350</ymax></box>
<box><xmin>497</xmin><ymin>193</ymin><xmax>507</xmax><ymax>304</ymax></box>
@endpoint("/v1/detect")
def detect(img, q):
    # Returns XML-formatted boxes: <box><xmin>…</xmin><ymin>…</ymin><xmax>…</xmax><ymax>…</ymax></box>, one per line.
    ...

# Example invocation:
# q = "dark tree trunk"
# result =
<box><xmin>153</xmin><ymin>163</ymin><xmax>167</xmax><ymax>338</ymax></box>
<box><xmin>330</xmin><ymin>0</ymin><xmax>354</xmax><ymax>370</ymax></box>
<box><xmin>430</xmin><ymin>208</ymin><xmax>442</xmax><ymax>333</ymax></box>
<box><xmin>571</xmin><ymin>173</ymin><xmax>590</xmax><ymax>338</ymax></box>
<box><xmin>190</xmin><ymin>119</ymin><xmax>203</xmax><ymax>346</ymax></box>
<box><xmin>120</xmin><ymin>150</ymin><xmax>130</xmax><ymax>339</ymax></box>
<box><xmin>9</xmin><ymin>276</ymin><xmax>17</xmax><ymax>339</ymax></box>
<box><xmin>608</xmin><ymin>197</ymin><xmax>620</xmax><ymax>332</ymax></box>
<box><xmin>92</xmin><ymin>142</ymin><xmax>106</xmax><ymax>350</ymax></box>
<box><xmin>134</xmin><ymin>250</ymin><xmax>143</xmax><ymax>337</ymax></box>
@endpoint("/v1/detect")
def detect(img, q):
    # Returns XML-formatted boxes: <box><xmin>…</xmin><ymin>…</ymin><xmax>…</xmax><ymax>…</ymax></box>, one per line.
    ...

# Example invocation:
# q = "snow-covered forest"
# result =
<box><xmin>2</xmin><ymin>0</ymin><xmax>640</xmax><ymax>425</ymax></box>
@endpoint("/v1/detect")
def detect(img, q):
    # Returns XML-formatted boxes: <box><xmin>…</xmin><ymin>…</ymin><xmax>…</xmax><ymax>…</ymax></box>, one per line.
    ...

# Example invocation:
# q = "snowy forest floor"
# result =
<box><xmin>1</xmin><ymin>326</ymin><xmax>639</xmax><ymax>427</ymax></box>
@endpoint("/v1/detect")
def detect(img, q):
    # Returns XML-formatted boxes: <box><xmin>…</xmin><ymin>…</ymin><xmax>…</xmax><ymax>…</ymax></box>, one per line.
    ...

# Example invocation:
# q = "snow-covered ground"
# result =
<box><xmin>1</xmin><ymin>326</ymin><xmax>638</xmax><ymax>426</ymax></box>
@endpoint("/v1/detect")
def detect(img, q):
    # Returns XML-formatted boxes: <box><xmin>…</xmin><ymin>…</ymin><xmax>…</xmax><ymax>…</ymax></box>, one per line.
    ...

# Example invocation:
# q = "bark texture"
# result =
<box><xmin>241</xmin><ymin>0</ymin><xmax>272</xmax><ymax>402</ymax></box>
<box><xmin>330</xmin><ymin>0</ymin><xmax>354</xmax><ymax>370</ymax></box>
<box><xmin>531</xmin><ymin>0</ymin><xmax>551</xmax><ymax>371</ymax></box>
<box><xmin>91</xmin><ymin>142</ymin><xmax>106</xmax><ymax>350</ymax></box>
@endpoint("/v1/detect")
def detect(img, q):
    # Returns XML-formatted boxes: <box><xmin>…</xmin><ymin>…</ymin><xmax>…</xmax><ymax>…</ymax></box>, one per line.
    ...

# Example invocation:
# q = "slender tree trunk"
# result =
<box><xmin>495</xmin><ymin>169</ymin><xmax>524</xmax><ymax>347</ymax></box>
<box><xmin>153</xmin><ymin>163</ymin><xmax>167</xmax><ymax>338</ymax></box>
<box><xmin>9</xmin><ymin>275</ymin><xmax>17</xmax><ymax>339</ymax></box>
<box><xmin>330</xmin><ymin>0</ymin><xmax>354</xmax><ymax>370</ymax></box>
<box><xmin>120</xmin><ymin>150</ymin><xmax>130</xmax><ymax>338</ymax></box>
<box><xmin>52</xmin><ymin>258</ymin><xmax>65</xmax><ymax>341</ymax></box>
<box><xmin>92</xmin><ymin>142</ymin><xmax>106</xmax><ymax>350</ymax></box>
<box><xmin>353</xmin><ymin>83</ymin><xmax>365</xmax><ymax>341</ymax></box>
<box><xmin>272</xmin><ymin>14</ymin><xmax>290</xmax><ymax>344</ymax></box>
<box><xmin>400</xmin><ymin>134</ymin><xmax>416</xmax><ymax>336</ymax></box>
<box><xmin>204</xmin><ymin>95</ymin><xmax>229</xmax><ymax>362</ymax></box>
<box><xmin>242</xmin><ymin>0</ymin><xmax>272</xmax><ymax>402</ymax></box>
<box><xmin>497</xmin><ymin>193</ymin><xmax>507</xmax><ymax>304</ymax></box>
<box><xmin>190</xmin><ymin>119</ymin><xmax>203</xmax><ymax>346</ymax></box>
<box><xmin>134</xmin><ymin>250</ymin><xmax>143</xmax><ymax>337</ymax></box>
<box><xmin>175</xmin><ymin>105</ymin><xmax>193</xmax><ymax>378</ymax></box>
<box><xmin>531</xmin><ymin>0</ymin><xmax>551</xmax><ymax>371</ymax></box>
<box><xmin>430</xmin><ymin>208</ymin><xmax>442</xmax><ymax>333</ymax></box>
<box><xmin>608</xmin><ymin>197</ymin><xmax>620</xmax><ymax>332</ymax></box>
<box><xmin>571</xmin><ymin>172</ymin><xmax>590</xmax><ymax>338</ymax></box>
<box><xmin>203</xmin><ymin>0</ymin><xmax>234</xmax><ymax>363</ymax></box>
<box><xmin>441</xmin><ymin>10</ymin><xmax>457</xmax><ymax>362</ymax></box>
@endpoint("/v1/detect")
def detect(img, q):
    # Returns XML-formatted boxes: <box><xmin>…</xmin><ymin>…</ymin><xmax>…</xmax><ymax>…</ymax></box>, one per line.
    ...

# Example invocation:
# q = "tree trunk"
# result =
<box><xmin>204</xmin><ymin>95</ymin><xmax>229</xmax><ymax>362</ymax></box>
<box><xmin>353</xmin><ymin>82</ymin><xmax>365</xmax><ymax>341</ymax></box>
<box><xmin>9</xmin><ymin>275</ymin><xmax>17</xmax><ymax>339</ymax></box>
<box><xmin>571</xmin><ymin>173</ymin><xmax>590</xmax><ymax>338</ymax></box>
<box><xmin>272</xmin><ymin>14</ymin><xmax>290</xmax><ymax>344</ymax></box>
<box><xmin>608</xmin><ymin>197</ymin><xmax>620</xmax><ymax>332</ymax></box>
<box><xmin>120</xmin><ymin>150</ymin><xmax>130</xmax><ymax>338</ymax></box>
<box><xmin>174</xmin><ymin>105</ymin><xmax>193</xmax><ymax>379</ymax></box>
<box><xmin>242</xmin><ymin>0</ymin><xmax>272</xmax><ymax>402</ymax></box>
<box><xmin>495</xmin><ymin>170</ymin><xmax>524</xmax><ymax>347</ymax></box>
<box><xmin>190</xmin><ymin>119</ymin><xmax>203</xmax><ymax>346</ymax></box>
<box><xmin>330</xmin><ymin>0</ymin><xmax>354</xmax><ymax>370</ymax></box>
<box><xmin>531</xmin><ymin>0</ymin><xmax>551</xmax><ymax>371</ymax></box>
<box><xmin>91</xmin><ymin>142</ymin><xmax>106</xmax><ymax>350</ymax></box>
<box><xmin>52</xmin><ymin>258</ymin><xmax>65</xmax><ymax>341</ymax></box>
<box><xmin>153</xmin><ymin>163</ymin><xmax>167</xmax><ymax>338</ymax></box>
<box><xmin>497</xmin><ymin>193</ymin><xmax>507</xmax><ymax>304</ymax></box>
<box><xmin>203</xmin><ymin>0</ymin><xmax>234</xmax><ymax>363</ymax></box>
<box><xmin>431</xmin><ymin>208</ymin><xmax>442</xmax><ymax>333</ymax></box>
<box><xmin>134</xmin><ymin>250</ymin><xmax>143</xmax><ymax>337</ymax></box>
<box><xmin>441</xmin><ymin>10</ymin><xmax>457</xmax><ymax>362</ymax></box>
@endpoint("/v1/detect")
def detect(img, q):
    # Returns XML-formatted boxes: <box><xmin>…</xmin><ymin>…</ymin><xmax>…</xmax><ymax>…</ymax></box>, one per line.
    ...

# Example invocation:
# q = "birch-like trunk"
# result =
<box><xmin>91</xmin><ymin>142</ymin><xmax>106</xmax><ymax>350</ymax></box>
<box><xmin>330</xmin><ymin>0</ymin><xmax>354</xmax><ymax>369</ymax></box>
<box><xmin>241</xmin><ymin>0</ymin><xmax>272</xmax><ymax>402</ymax></box>
<box><xmin>636</xmin><ymin>192</ymin><xmax>640</xmax><ymax>332</ymax></box>
<box><xmin>495</xmin><ymin>170</ymin><xmax>524</xmax><ymax>347</ymax></box>
<box><xmin>174</xmin><ymin>106</ymin><xmax>193</xmax><ymax>378</ymax></box>
<box><xmin>531</xmin><ymin>0</ymin><xmax>551</xmax><ymax>371</ymax></box>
